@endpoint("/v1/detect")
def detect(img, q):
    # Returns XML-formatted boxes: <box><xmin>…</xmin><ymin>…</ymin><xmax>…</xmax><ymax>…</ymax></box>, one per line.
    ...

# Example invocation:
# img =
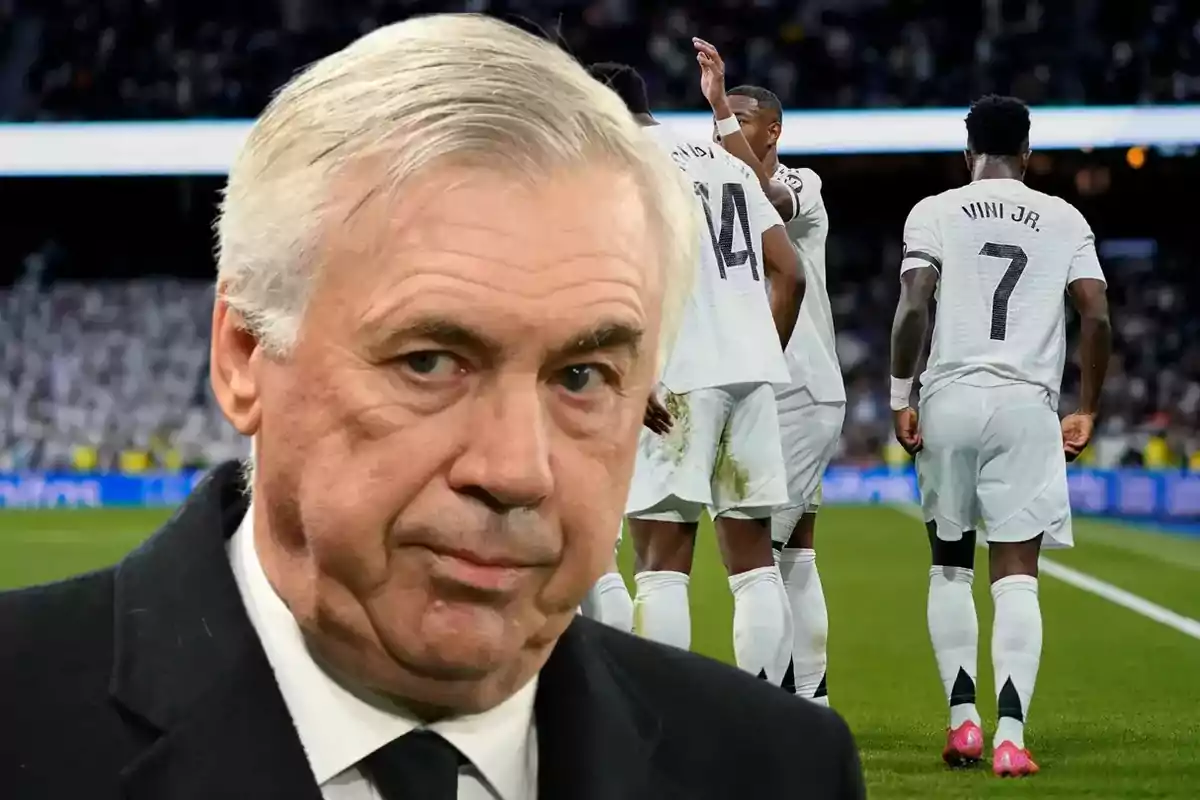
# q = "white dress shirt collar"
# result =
<box><xmin>228</xmin><ymin>504</ymin><xmax>537</xmax><ymax>798</ymax></box>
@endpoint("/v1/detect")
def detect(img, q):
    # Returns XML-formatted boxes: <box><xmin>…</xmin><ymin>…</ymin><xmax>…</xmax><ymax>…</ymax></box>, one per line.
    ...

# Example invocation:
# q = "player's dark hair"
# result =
<box><xmin>965</xmin><ymin>94</ymin><xmax>1031</xmax><ymax>156</ymax></box>
<box><xmin>727</xmin><ymin>85</ymin><xmax>783</xmax><ymax>121</ymax></box>
<box><xmin>587</xmin><ymin>62</ymin><xmax>650</xmax><ymax>115</ymax></box>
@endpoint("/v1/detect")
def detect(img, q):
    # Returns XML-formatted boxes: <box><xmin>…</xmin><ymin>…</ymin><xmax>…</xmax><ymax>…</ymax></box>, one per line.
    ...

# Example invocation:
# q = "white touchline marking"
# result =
<box><xmin>1035</xmin><ymin>558</ymin><xmax>1200</xmax><ymax>640</ymax></box>
<box><xmin>892</xmin><ymin>504</ymin><xmax>1200</xmax><ymax>641</ymax></box>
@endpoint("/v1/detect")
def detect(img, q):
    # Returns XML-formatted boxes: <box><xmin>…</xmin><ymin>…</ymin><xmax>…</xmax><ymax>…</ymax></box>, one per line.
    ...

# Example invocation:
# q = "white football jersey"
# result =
<box><xmin>900</xmin><ymin>178</ymin><xmax>1106</xmax><ymax>405</ymax></box>
<box><xmin>646</xmin><ymin>125</ymin><xmax>791</xmax><ymax>392</ymax></box>
<box><xmin>773</xmin><ymin>163</ymin><xmax>845</xmax><ymax>402</ymax></box>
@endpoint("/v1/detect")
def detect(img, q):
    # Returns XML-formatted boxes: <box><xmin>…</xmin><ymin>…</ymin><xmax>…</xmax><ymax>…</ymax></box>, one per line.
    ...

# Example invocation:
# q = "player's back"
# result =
<box><xmin>903</xmin><ymin>178</ymin><xmax>1101</xmax><ymax>404</ymax></box>
<box><xmin>644</xmin><ymin>125</ymin><xmax>790</xmax><ymax>393</ymax></box>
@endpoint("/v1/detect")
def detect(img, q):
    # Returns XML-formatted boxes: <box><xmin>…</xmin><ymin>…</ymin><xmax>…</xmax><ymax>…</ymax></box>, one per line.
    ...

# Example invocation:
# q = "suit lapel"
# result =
<box><xmin>118</xmin><ymin>661</ymin><xmax>323</xmax><ymax>800</ymax></box>
<box><xmin>535</xmin><ymin>618</ymin><xmax>686</xmax><ymax>800</ymax></box>
<box><xmin>110</xmin><ymin>462</ymin><xmax>322</xmax><ymax>800</ymax></box>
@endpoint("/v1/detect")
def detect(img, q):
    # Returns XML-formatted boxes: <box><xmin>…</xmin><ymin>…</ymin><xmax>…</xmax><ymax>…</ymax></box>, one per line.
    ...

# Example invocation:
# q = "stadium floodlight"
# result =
<box><xmin>2</xmin><ymin>105</ymin><xmax>1200</xmax><ymax>176</ymax></box>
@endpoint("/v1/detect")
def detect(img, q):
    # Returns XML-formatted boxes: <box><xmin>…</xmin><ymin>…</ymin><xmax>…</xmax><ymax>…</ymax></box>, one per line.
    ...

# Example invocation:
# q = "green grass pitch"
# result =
<box><xmin>3</xmin><ymin>505</ymin><xmax>1199</xmax><ymax>798</ymax></box>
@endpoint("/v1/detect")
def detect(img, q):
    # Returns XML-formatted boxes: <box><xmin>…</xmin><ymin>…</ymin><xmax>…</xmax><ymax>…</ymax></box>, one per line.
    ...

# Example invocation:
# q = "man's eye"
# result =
<box><xmin>401</xmin><ymin>352</ymin><xmax>460</xmax><ymax>378</ymax></box>
<box><xmin>556</xmin><ymin>364</ymin><xmax>605</xmax><ymax>394</ymax></box>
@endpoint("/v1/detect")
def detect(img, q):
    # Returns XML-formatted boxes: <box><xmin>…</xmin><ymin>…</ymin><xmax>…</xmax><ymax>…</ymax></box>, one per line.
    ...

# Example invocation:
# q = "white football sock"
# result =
<box><xmin>779</xmin><ymin>548</ymin><xmax>829</xmax><ymax>704</ymax></box>
<box><xmin>632</xmin><ymin>571</ymin><xmax>690</xmax><ymax>651</ymax></box>
<box><xmin>777</xmin><ymin>573</ymin><xmax>796</xmax><ymax>696</ymax></box>
<box><xmin>992</xmin><ymin>574</ymin><xmax>1041</xmax><ymax>750</ymax></box>
<box><xmin>729</xmin><ymin>565</ymin><xmax>792</xmax><ymax>685</ymax></box>
<box><xmin>928</xmin><ymin>565</ymin><xmax>981</xmax><ymax>729</ymax></box>
<box><xmin>585</xmin><ymin>572</ymin><xmax>633</xmax><ymax>633</ymax></box>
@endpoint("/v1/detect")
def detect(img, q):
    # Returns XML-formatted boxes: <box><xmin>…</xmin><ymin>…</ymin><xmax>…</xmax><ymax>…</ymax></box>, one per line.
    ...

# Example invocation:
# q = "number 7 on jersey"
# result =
<box><xmin>980</xmin><ymin>242</ymin><xmax>1028</xmax><ymax>341</ymax></box>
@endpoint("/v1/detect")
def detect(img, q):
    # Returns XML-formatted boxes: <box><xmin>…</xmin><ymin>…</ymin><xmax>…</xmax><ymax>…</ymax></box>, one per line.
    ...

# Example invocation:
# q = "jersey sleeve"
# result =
<box><xmin>900</xmin><ymin>196</ymin><xmax>942</xmax><ymax>275</ymax></box>
<box><xmin>1066</xmin><ymin>212</ymin><xmax>1107</xmax><ymax>285</ymax></box>
<box><xmin>745</xmin><ymin>174</ymin><xmax>784</xmax><ymax>233</ymax></box>
<box><xmin>777</xmin><ymin>167</ymin><xmax>823</xmax><ymax>229</ymax></box>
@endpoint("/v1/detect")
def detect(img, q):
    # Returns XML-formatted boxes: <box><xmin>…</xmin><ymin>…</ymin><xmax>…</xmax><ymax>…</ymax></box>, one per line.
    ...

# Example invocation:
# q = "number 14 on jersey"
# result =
<box><xmin>694</xmin><ymin>181</ymin><xmax>760</xmax><ymax>281</ymax></box>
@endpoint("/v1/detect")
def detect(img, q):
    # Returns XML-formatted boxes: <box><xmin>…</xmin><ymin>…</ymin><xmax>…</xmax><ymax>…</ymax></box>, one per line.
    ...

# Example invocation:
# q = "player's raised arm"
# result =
<box><xmin>889</xmin><ymin>198</ymin><xmax>941</xmax><ymax>453</ymax></box>
<box><xmin>1063</xmin><ymin>218</ymin><xmax>1112</xmax><ymax>460</ymax></box>
<box><xmin>693</xmin><ymin>38</ymin><xmax>799</xmax><ymax>221</ymax></box>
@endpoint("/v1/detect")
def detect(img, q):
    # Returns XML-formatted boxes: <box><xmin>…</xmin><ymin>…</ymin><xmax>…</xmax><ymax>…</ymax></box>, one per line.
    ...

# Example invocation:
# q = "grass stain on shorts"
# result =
<box><xmin>663</xmin><ymin>391</ymin><xmax>692</xmax><ymax>465</ymax></box>
<box><xmin>712</xmin><ymin>422</ymin><xmax>749</xmax><ymax>501</ymax></box>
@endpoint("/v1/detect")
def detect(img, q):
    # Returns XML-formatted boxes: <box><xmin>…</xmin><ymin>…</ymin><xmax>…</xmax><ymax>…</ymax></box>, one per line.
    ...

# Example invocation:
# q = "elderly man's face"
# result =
<box><xmin>213</xmin><ymin>163</ymin><xmax>661</xmax><ymax>713</ymax></box>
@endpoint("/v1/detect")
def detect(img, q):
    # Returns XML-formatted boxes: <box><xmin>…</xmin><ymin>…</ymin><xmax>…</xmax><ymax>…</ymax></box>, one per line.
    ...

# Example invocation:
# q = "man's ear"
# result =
<box><xmin>767</xmin><ymin>120</ymin><xmax>782</xmax><ymax>147</ymax></box>
<box><xmin>210</xmin><ymin>296</ymin><xmax>263</xmax><ymax>436</ymax></box>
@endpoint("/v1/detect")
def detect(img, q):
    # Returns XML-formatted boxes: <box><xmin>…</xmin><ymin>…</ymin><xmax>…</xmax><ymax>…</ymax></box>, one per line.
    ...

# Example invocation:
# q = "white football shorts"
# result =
<box><xmin>770</xmin><ymin>385</ymin><xmax>845</xmax><ymax>544</ymax></box>
<box><xmin>626</xmin><ymin>382</ymin><xmax>789</xmax><ymax>523</ymax></box>
<box><xmin>916</xmin><ymin>380</ymin><xmax>1073</xmax><ymax>549</ymax></box>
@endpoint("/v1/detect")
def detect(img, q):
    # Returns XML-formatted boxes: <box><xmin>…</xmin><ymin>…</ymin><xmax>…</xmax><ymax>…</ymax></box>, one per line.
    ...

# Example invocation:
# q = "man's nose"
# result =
<box><xmin>449</xmin><ymin>380</ymin><xmax>555</xmax><ymax>510</ymax></box>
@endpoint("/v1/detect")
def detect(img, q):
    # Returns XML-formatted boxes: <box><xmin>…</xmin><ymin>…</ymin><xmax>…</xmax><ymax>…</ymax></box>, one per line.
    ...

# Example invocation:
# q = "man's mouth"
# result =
<box><xmin>425</xmin><ymin>547</ymin><xmax>536</xmax><ymax>594</ymax></box>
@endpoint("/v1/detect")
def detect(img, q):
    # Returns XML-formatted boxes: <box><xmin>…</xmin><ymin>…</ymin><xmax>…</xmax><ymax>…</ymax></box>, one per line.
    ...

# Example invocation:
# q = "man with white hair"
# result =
<box><xmin>0</xmin><ymin>14</ymin><xmax>864</xmax><ymax>800</ymax></box>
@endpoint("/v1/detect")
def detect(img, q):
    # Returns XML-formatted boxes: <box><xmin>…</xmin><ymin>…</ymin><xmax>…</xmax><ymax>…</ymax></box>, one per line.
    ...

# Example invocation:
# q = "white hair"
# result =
<box><xmin>215</xmin><ymin>13</ymin><xmax>698</xmax><ymax>368</ymax></box>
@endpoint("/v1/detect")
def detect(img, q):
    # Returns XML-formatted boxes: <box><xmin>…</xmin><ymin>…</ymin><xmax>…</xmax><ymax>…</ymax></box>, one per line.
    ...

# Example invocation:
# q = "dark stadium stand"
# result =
<box><xmin>3</xmin><ymin>0</ymin><xmax>1200</xmax><ymax>121</ymax></box>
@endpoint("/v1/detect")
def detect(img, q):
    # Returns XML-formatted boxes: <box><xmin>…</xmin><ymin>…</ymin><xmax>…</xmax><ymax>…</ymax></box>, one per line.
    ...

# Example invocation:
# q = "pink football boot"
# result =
<box><xmin>993</xmin><ymin>740</ymin><xmax>1040</xmax><ymax>777</ymax></box>
<box><xmin>942</xmin><ymin>720</ymin><xmax>984</xmax><ymax>767</ymax></box>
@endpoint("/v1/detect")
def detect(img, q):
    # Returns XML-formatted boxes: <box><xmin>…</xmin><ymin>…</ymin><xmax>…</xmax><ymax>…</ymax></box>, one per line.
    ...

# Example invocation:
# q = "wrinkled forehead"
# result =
<box><xmin>311</xmin><ymin>161</ymin><xmax>663</xmax><ymax>349</ymax></box>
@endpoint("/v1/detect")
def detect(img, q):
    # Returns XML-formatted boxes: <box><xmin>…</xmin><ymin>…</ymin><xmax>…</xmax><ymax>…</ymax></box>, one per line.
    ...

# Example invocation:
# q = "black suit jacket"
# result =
<box><xmin>0</xmin><ymin>462</ymin><xmax>865</xmax><ymax>799</ymax></box>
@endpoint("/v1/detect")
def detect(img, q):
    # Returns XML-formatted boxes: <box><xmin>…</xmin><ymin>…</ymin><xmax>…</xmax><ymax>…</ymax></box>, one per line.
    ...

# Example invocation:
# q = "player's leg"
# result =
<box><xmin>987</xmin><ymin>534</ymin><xmax>1042</xmax><ymax>775</ymax></box>
<box><xmin>715</xmin><ymin>513</ymin><xmax>790</xmax><ymax>684</ymax></box>
<box><xmin>927</xmin><ymin>522</ymin><xmax>983</xmax><ymax>765</ymax></box>
<box><xmin>772</xmin><ymin>389</ymin><xmax>844</xmax><ymax>705</ymax></box>
<box><xmin>713</xmin><ymin>383</ymin><xmax>792</xmax><ymax>686</ymax></box>
<box><xmin>580</xmin><ymin>527</ymin><xmax>633</xmax><ymax>632</ymax></box>
<box><xmin>775</xmin><ymin>510</ymin><xmax>827</xmax><ymax>702</ymax></box>
<box><xmin>978</xmin><ymin>386</ymin><xmax>1072</xmax><ymax>777</ymax></box>
<box><xmin>626</xmin><ymin>387</ymin><xmax>723</xmax><ymax>651</ymax></box>
<box><xmin>628</xmin><ymin>513</ymin><xmax>700</xmax><ymax>649</ymax></box>
<box><xmin>918</xmin><ymin>386</ymin><xmax>986</xmax><ymax>765</ymax></box>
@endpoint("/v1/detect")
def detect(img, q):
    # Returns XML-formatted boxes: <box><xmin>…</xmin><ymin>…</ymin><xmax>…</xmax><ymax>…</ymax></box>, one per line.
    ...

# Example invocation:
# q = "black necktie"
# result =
<box><xmin>363</xmin><ymin>730</ymin><xmax>464</xmax><ymax>800</ymax></box>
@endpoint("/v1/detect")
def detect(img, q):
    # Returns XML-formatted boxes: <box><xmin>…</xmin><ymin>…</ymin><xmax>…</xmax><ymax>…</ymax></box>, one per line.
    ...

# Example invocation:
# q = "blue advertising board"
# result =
<box><xmin>0</xmin><ymin>470</ymin><xmax>209</xmax><ymax>510</ymax></box>
<box><xmin>2</xmin><ymin>468</ymin><xmax>1200</xmax><ymax>524</ymax></box>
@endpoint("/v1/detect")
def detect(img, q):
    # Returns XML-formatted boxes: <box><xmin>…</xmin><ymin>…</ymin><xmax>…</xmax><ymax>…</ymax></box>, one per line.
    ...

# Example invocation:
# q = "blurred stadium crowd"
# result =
<box><xmin>5</xmin><ymin>231</ymin><xmax>1199</xmax><ymax>474</ymax></box>
<box><xmin>2</xmin><ymin>0</ymin><xmax>1199</xmax><ymax>474</ymax></box>
<box><xmin>3</xmin><ymin>0</ymin><xmax>1200</xmax><ymax>120</ymax></box>
<box><xmin>0</xmin><ymin>275</ymin><xmax>246</xmax><ymax>473</ymax></box>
